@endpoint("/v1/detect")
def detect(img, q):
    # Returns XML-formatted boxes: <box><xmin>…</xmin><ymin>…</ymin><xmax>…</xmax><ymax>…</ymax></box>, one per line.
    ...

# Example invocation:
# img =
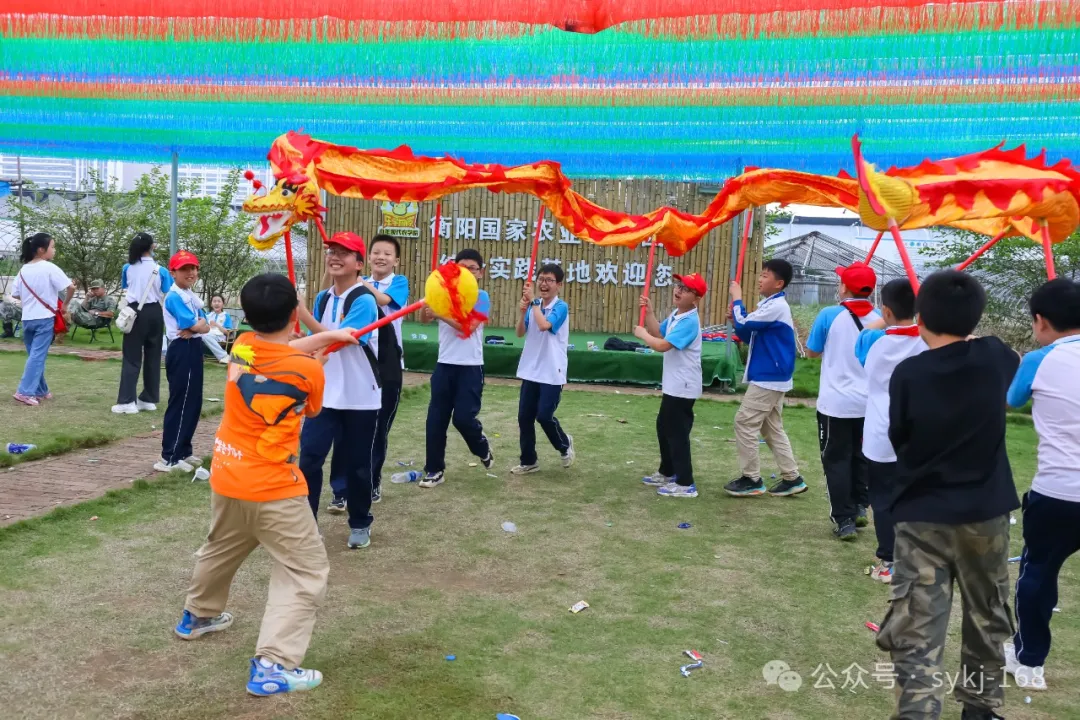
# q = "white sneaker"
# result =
<box><xmin>112</xmin><ymin>402</ymin><xmax>138</xmax><ymax>415</ymax></box>
<box><xmin>136</xmin><ymin>400</ymin><xmax>157</xmax><ymax>411</ymax></box>
<box><xmin>154</xmin><ymin>458</ymin><xmax>195</xmax><ymax>473</ymax></box>
<box><xmin>182</xmin><ymin>456</ymin><xmax>203</xmax><ymax>468</ymax></box>
<box><xmin>510</xmin><ymin>463</ymin><xmax>540</xmax><ymax>475</ymax></box>
<box><xmin>641</xmin><ymin>471</ymin><xmax>673</xmax><ymax>486</ymax></box>
<box><xmin>561</xmin><ymin>434</ymin><xmax>575</xmax><ymax>468</ymax></box>
<box><xmin>1005</xmin><ymin>642</ymin><xmax>1048</xmax><ymax>690</ymax></box>
<box><xmin>218</xmin><ymin>356</ymin><xmax>230</xmax><ymax>364</ymax></box>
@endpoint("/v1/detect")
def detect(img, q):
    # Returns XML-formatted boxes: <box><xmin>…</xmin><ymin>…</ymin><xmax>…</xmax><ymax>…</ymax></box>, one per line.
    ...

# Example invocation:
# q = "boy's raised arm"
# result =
<box><xmin>290</xmin><ymin>329</ymin><xmax>359</xmax><ymax>355</ymax></box>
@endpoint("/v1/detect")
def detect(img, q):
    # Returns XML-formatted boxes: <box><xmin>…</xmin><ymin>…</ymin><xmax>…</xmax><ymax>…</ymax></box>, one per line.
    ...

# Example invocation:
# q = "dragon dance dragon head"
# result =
<box><xmin>850</xmin><ymin>135</ymin><xmax>1080</xmax><ymax>244</ymax></box>
<box><xmin>241</xmin><ymin>163</ymin><xmax>325</xmax><ymax>251</ymax></box>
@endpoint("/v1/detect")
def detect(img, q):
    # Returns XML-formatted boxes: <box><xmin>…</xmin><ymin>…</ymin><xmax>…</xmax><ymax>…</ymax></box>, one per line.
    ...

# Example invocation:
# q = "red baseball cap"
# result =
<box><xmin>326</xmin><ymin>231</ymin><xmax>366</xmax><ymax>259</ymax></box>
<box><xmin>674</xmin><ymin>273</ymin><xmax>708</xmax><ymax>297</ymax></box>
<box><xmin>835</xmin><ymin>262</ymin><xmax>877</xmax><ymax>295</ymax></box>
<box><xmin>168</xmin><ymin>250</ymin><xmax>199</xmax><ymax>270</ymax></box>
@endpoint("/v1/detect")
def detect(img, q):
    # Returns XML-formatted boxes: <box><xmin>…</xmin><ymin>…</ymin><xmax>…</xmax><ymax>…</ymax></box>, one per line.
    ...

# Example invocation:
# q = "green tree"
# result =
<box><xmin>765</xmin><ymin>207</ymin><xmax>794</xmax><ymax>243</ymax></box>
<box><xmin>920</xmin><ymin>228</ymin><xmax>1079</xmax><ymax>348</ymax></box>
<box><xmin>135</xmin><ymin>168</ymin><xmax>262</xmax><ymax>302</ymax></box>
<box><xmin>10</xmin><ymin>170</ymin><xmax>153</xmax><ymax>293</ymax></box>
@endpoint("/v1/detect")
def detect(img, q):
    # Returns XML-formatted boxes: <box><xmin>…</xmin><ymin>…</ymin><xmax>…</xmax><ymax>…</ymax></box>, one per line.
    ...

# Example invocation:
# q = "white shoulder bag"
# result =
<box><xmin>116</xmin><ymin>267</ymin><xmax>159</xmax><ymax>334</ymax></box>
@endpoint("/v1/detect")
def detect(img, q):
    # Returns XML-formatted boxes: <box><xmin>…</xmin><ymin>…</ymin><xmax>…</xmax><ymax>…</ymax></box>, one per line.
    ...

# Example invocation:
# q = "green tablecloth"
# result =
<box><xmin>399</xmin><ymin>321</ymin><xmax>742</xmax><ymax>387</ymax></box>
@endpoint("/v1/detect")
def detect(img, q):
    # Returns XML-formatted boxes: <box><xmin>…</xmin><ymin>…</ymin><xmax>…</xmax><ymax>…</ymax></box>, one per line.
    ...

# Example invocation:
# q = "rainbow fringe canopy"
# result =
<box><xmin>1</xmin><ymin>1</ymin><xmax>1079</xmax><ymax>178</ymax></box>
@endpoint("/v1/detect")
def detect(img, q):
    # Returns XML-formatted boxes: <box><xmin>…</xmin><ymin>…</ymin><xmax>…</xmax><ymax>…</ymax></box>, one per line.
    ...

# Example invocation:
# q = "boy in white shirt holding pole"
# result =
<box><xmin>805</xmin><ymin>261</ymin><xmax>880</xmax><ymax>540</ymax></box>
<box><xmin>853</xmin><ymin>279</ymin><xmax>926</xmax><ymax>582</ymax></box>
<box><xmin>419</xmin><ymin>249</ymin><xmax>494</xmax><ymax>487</ymax></box>
<box><xmin>512</xmin><ymin>263</ymin><xmax>575</xmax><ymax>474</ymax></box>
<box><xmin>636</xmin><ymin>273</ymin><xmax>707</xmax><ymax>499</ymax></box>
<box><xmin>1004</xmin><ymin>278</ymin><xmax>1080</xmax><ymax>690</ymax></box>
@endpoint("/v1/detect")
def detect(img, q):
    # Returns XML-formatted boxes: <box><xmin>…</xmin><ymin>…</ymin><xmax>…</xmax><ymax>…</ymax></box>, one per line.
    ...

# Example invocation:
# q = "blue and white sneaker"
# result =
<box><xmin>246</xmin><ymin>657</ymin><xmax>323</xmax><ymax>697</ymax></box>
<box><xmin>657</xmin><ymin>482</ymin><xmax>698</xmax><ymax>498</ymax></box>
<box><xmin>174</xmin><ymin>609</ymin><xmax>234</xmax><ymax>640</ymax></box>
<box><xmin>348</xmin><ymin>527</ymin><xmax>371</xmax><ymax>549</ymax></box>
<box><xmin>642</xmin><ymin>471</ymin><xmax>673</xmax><ymax>486</ymax></box>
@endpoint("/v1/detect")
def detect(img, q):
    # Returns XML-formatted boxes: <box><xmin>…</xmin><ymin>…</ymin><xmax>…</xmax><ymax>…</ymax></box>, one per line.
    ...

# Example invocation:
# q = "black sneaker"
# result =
<box><xmin>418</xmin><ymin>471</ymin><xmax>445</xmax><ymax>488</ymax></box>
<box><xmin>327</xmin><ymin>497</ymin><xmax>346</xmax><ymax>514</ymax></box>
<box><xmin>960</xmin><ymin>705</ymin><xmax>1004</xmax><ymax>720</ymax></box>
<box><xmin>724</xmin><ymin>476</ymin><xmax>767</xmax><ymax>497</ymax></box>
<box><xmin>834</xmin><ymin>518</ymin><xmax>858</xmax><ymax>541</ymax></box>
<box><xmin>371</xmin><ymin>485</ymin><xmax>382</xmax><ymax>504</ymax></box>
<box><xmin>855</xmin><ymin>505</ymin><xmax>869</xmax><ymax>527</ymax></box>
<box><xmin>482</xmin><ymin>452</ymin><xmax>495</xmax><ymax>470</ymax></box>
<box><xmin>768</xmin><ymin>477</ymin><xmax>808</xmax><ymax>497</ymax></box>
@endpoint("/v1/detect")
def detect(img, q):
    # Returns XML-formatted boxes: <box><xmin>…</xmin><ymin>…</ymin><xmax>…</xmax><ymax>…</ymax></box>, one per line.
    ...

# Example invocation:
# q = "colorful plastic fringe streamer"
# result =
<box><xmin>1</xmin><ymin>1</ymin><xmax>1078</xmax><ymax>178</ymax></box>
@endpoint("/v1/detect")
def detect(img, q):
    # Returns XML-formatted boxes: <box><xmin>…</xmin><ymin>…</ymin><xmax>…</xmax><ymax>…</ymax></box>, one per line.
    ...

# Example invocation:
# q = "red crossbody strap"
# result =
<box><xmin>17</xmin><ymin>271</ymin><xmax>58</xmax><ymax>316</ymax></box>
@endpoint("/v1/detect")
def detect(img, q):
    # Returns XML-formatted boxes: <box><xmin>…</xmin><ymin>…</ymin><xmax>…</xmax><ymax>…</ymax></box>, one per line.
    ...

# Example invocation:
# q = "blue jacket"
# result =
<box><xmin>732</xmin><ymin>292</ymin><xmax>797</xmax><ymax>383</ymax></box>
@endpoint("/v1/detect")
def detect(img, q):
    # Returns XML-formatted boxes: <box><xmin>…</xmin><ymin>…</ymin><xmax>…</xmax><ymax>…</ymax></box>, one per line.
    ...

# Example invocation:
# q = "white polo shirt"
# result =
<box><xmin>855</xmin><ymin>326</ymin><xmax>928</xmax><ymax>463</ymax></box>
<box><xmin>315</xmin><ymin>283</ymin><xmax>381</xmax><ymax>411</ymax></box>
<box><xmin>162</xmin><ymin>285</ymin><xmax>207</xmax><ymax>341</ymax></box>
<box><xmin>517</xmin><ymin>296</ymin><xmax>570</xmax><ymax>386</ymax></box>
<box><xmin>807</xmin><ymin>301</ymin><xmax>880</xmax><ymax>418</ymax></box>
<box><xmin>437</xmin><ymin>290</ymin><xmax>490</xmax><ymax>366</ymax></box>
<box><xmin>12</xmin><ymin>261</ymin><xmax>71</xmax><ymax>321</ymax></box>
<box><xmin>364</xmin><ymin>272</ymin><xmax>409</xmax><ymax>367</ymax></box>
<box><xmin>1007</xmin><ymin>335</ymin><xmax>1080</xmax><ymax>502</ymax></box>
<box><xmin>122</xmin><ymin>257</ymin><xmax>172</xmax><ymax>305</ymax></box>
<box><xmin>660</xmin><ymin>308</ymin><xmax>702</xmax><ymax>400</ymax></box>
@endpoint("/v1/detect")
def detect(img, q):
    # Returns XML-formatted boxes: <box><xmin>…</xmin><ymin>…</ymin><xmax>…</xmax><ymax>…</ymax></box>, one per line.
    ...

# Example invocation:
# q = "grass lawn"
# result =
<box><xmin>1</xmin><ymin>382</ymin><xmax>1074</xmax><ymax>719</ymax></box>
<box><xmin>0</xmin><ymin>352</ymin><xmax>227</xmax><ymax>467</ymax></box>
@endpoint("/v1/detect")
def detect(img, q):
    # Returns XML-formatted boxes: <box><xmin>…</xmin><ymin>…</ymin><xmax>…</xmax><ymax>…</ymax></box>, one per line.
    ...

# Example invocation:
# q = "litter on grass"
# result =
<box><xmin>486</xmin><ymin>473</ymin><xmax>498</xmax><ymax>478</ymax></box>
<box><xmin>468</xmin><ymin>462</ymin><xmax>478</xmax><ymax>467</ymax></box>
<box><xmin>501</xmin><ymin>521</ymin><xmax>517</xmax><ymax>533</ymax></box>
<box><xmin>445</xmin><ymin>655</ymin><xmax>456</xmax><ymax>661</ymax></box>
<box><xmin>569</xmin><ymin>600</ymin><xmax>589</xmax><ymax>613</ymax></box>
<box><xmin>866</xmin><ymin>622</ymin><xmax>880</xmax><ymax>633</ymax></box>
<box><xmin>1009</xmin><ymin>556</ymin><xmax>1022</xmax><ymax>563</ymax></box>
<box><xmin>678</xmin><ymin>523</ymin><xmax>692</xmax><ymax>529</ymax></box>
<box><xmin>89</xmin><ymin>516</ymin><xmax>99</xmax><ymax>521</ymax></box>
<box><xmin>617</xmin><ymin>418</ymin><xmax>628</xmax><ymax>424</ymax></box>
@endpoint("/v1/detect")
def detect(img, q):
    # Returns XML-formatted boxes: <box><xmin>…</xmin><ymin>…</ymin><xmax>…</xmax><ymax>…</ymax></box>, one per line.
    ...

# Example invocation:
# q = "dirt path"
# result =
<box><xmin>0</xmin><ymin>424</ymin><xmax>219</xmax><ymax>527</ymax></box>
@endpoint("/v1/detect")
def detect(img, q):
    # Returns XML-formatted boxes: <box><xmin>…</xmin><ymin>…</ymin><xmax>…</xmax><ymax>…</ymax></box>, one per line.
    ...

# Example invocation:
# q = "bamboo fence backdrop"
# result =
<box><xmin>313</xmin><ymin>181</ymin><xmax>764</xmax><ymax>334</ymax></box>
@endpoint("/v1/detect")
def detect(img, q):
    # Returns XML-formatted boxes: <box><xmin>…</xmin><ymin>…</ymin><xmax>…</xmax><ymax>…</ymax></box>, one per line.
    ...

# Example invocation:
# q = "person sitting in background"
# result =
<box><xmin>70</xmin><ymin>279</ymin><xmax>117</xmax><ymax>330</ymax></box>
<box><xmin>1</xmin><ymin>295</ymin><xmax>20</xmax><ymax>338</ymax></box>
<box><xmin>201</xmin><ymin>294</ymin><xmax>233</xmax><ymax>364</ymax></box>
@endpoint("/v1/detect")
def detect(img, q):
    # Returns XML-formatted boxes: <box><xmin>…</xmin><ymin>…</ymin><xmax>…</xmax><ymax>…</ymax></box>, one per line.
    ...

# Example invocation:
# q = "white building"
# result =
<box><xmin>0</xmin><ymin>155</ymin><xmax>123</xmax><ymax>190</ymax></box>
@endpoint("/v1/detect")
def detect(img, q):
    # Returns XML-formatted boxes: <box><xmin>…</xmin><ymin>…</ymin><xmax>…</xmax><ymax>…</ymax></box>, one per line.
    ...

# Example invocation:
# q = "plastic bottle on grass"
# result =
<box><xmin>391</xmin><ymin>470</ymin><xmax>422</xmax><ymax>484</ymax></box>
<box><xmin>6</xmin><ymin>443</ymin><xmax>36</xmax><ymax>454</ymax></box>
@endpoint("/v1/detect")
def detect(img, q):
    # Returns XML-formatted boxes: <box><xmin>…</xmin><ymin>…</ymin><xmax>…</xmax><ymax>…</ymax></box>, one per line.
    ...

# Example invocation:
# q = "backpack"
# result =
<box><xmin>315</xmin><ymin>286</ymin><xmax>403</xmax><ymax>389</ymax></box>
<box><xmin>603</xmin><ymin>336</ymin><xmax>646</xmax><ymax>352</ymax></box>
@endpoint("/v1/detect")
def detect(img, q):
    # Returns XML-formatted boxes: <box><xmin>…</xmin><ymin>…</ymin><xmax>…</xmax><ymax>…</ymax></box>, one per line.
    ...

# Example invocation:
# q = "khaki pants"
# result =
<box><xmin>185</xmin><ymin>492</ymin><xmax>329</xmax><ymax>669</ymax></box>
<box><xmin>734</xmin><ymin>384</ymin><xmax>800</xmax><ymax>481</ymax></box>
<box><xmin>877</xmin><ymin>517</ymin><xmax>1013</xmax><ymax>719</ymax></box>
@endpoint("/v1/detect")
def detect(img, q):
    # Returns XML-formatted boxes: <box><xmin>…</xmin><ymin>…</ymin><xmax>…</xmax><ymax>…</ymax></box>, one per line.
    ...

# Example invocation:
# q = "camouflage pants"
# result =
<box><xmin>70</xmin><ymin>305</ymin><xmax>108</xmax><ymax>329</ymax></box>
<box><xmin>876</xmin><ymin>516</ymin><xmax>1013</xmax><ymax>720</ymax></box>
